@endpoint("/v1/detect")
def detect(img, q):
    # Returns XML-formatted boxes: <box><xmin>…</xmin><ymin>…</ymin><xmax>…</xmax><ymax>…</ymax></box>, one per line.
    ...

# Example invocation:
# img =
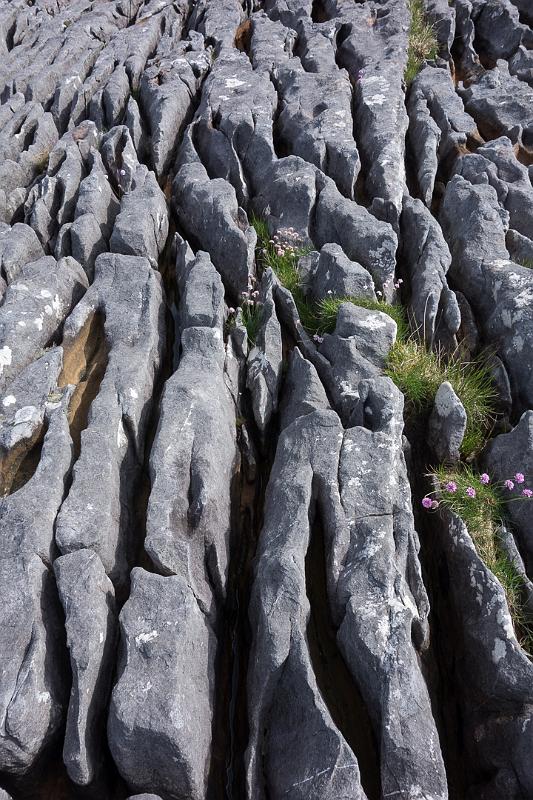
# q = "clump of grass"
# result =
<box><xmin>405</xmin><ymin>0</ymin><xmax>439</xmax><ymax>84</ymax></box>
<box><xmin>241</xmin><ymin>302</ymin><xmax>263</xmax><ymax>345</ymax></box>
<box><xmin>426</xmin><ymin>465</ymin><xmax>533</xmax><ymax>655</ymax></box>
<box><xmin>385</xmin><ymin>340</ymin><xmax>496</xmax><ymax>456</ymax></box>
<box><xmin>315</xmin><ymin>295</ymin><xmax>409</xmax><ymax>340</ymax></box>
<box><xmin>251</xmin><ymin>216</ymin><xmax>320</xmax><ymax>332</ymax></box>
<box><xmin>516</xmin><ymin>256</ymin><xmax>533</xmax><ymax>269</ymax></box>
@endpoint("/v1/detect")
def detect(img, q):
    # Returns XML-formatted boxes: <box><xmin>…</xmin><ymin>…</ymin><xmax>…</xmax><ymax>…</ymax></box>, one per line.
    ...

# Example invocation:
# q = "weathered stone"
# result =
<box><xmin>441</xmin><ymin>174</ymin><xmax>533</xmax><ymax>410</ymax></box>
<box><xmin>139</xmin><ymin>33</ymin><xmax>211</xmax><ymax>179</ymax></box>
<box><xmin>307</xmin><ymin>243</ymin><xmax>375</xmax><ymax>302</ymax></box>
<box><xmin>54</xmin><ymin>550</ymin><xmax>117</xmax><ymax>786</ymax></box>
<box><xmin>246</xmin><ymin>269</ymin><xmax>283</xmax><ymax>434</ymax></box>
<box><xmin>485</xmin><ymin>412</ymin><xmax>533</xmax><ymax>577</ymax></box>
<box><xmin>145</xmin><ymin>324</ymin><xmax>237</xmax><ymax>606</ymax></box>
<box><xmin>275</xmin><ymin>62</ymin><xmax>360</xmax><ymax>199</ymax></box>
<box><xmin>55</xmin><ymin>253</ymin><xmax>164</xmax><ymax>589</ymax></box>
<box><xmin>458</xmin><ymin>60</ymin><xmax>533</xmax><ymax>157</ymax></box>
<box><xmin>108</xmin><ymin>568</ymin><xmax>215</xmax><ymax>800</ymax></box>
<box><xmin>436</xmin><ymin>510</ymin><xmax>533</xmax><ymax>798</ymax></box>
<box><xmin>173</xmin><ymin>131</ymin><xmax>257</xmax><ymax>299</ymax></box>
<box><xmin>110</xmin><ymin>168</ymin><xmax>168</xmax><ymax>268</ymax></box>
<box><xmin>0</xmin><ymin>223</ymin><xmax>44</xmax><ymax>284</ymax></box>
<box><xmin>0</xmin><ymin>394</ymin><xmax>72</xmax><ymax>773</ymax></box>
<box><xmin>0</xmin><ymin>255</ymin><xmax>87</xmax><ymax>393</ymax></box>
<box><xmin>454</xmin><ymin>136</ymin><xmax>533</xmax><ymax>240</ymax></box>
<box><xmin>401</xmin><ymin>196</ymin><xmax>460</xmax><ymax>348</ymax></box>
<box><xmin>428</xmin><ymin>381</ymin><xmax>467</xmax><ymax>463</ymax></box>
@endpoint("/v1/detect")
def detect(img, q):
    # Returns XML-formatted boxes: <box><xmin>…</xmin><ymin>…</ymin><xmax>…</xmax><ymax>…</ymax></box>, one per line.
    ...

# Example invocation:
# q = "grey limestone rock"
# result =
<box><xmin>485</xmin><ymin>411</ymin><xmax>533</xmax><ymax>577</ymax></box>
<box><xmin>108</xmin><ymin>568</ymin><xmax>215</xmax><ymax>800</ymax></box>
<box><xmin>0</xmin><ymin>255</ymin><xmax>88</xmax><ymax>394</ymax></box>
<box><xmin>0</xmin><ymin>223</ymin><xmax>45</xmax><ymax>285</ymax></box>
<box><xmin>139</xmin><ymin>33</ymin><xmax>211</xmax><ymax>180</ymax></box>
<box><xmin>307</xmin><ymin>243</ymin><xmax>375</xmax><ymax>302</ymax></box>
<box><xmin>55</xmin><ymin>253</ymin><xmax>165</xmax><ymax>589</ymax></box>
<box><xmin>246</xmin><ymin>269</ymin><xmax>283</xmax><ymax>434</ymax></box>
<box><xmin>458</xmin><ymin>60</ymin><xmax>533</xmax><ymax>157</ymax></box>
<box><xmin>173</xmin><ymin>131</ymin><xmax>257</xmax><ymax>300</ymax></box>
<box><xmin>428</xmin><ymin>381</ymin><xmax>467</xmax><ymax>463</ymax></box>
<box><xmin>145</xmin><ymin>323</ymin><xmax>238</xmax><ymax>609</ymax></box>
<box><xmin>54</xmin><ymin>550</ymin><xmax>117</xmax><ymax>786</ymax></box>
<box><xmin>437</xmin><ymin>511</ymin><xmax>533</xmax><ymax>799</ymax></box>
<box><xmin>401</xmin><ymin>196</ymin><xmax>460</xmax><ymax>348</ymax></box>
<box><xmin>110</xmin><ymin>167</ymin><xmax>169</xmax><ymax>268</ymax></box>
<box><xmin>441</xmin><ymin>174</ymin><xmax>533</xmax><ymax>411</ymax></box>
<box><xmin>0</xmin><ymin>394</ymin><xmax>72</xmax><ymax>773</ymax></box>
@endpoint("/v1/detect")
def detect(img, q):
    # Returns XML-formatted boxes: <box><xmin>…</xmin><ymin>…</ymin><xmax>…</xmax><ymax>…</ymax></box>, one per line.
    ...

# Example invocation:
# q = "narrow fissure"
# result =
<box><xmin>305</xmin><ymin>502</ymin><xmax>382</xmax><ymax>800</ymax></box>
<box><xmin>0</xmin><ymin>419</ymin><xmax>47</xmax><ymax>497</ymax></box>
<box><xmin>58</xmin><ymin>309</ymin><xmax>109</xmax><ymax>462</ymax></box>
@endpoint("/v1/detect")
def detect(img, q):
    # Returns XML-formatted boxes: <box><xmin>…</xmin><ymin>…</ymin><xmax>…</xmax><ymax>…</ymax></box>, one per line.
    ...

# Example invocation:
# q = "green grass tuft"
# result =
<box><xmin>386</xmin><ymin>341</ymin><xmax>496</xmax><ymax>456</ymax></box>
<box><xmin>241</xmin><ymin>303</ymin><xmax>263</xmax><ymax>346</ymax></box>
<box><xmin>431</xmin><ymin>465</ymin><xmax>533</xmax><ymax>655</ymax></box>
<box><xmin>515</xmin><ymin>257</ymin><xmax>533</xmax><ymax>270</ymax></box>
<box><xmin>405</xmin><ymin>0</ymin><xmax>439</xmax><ymax>84</ymax></box>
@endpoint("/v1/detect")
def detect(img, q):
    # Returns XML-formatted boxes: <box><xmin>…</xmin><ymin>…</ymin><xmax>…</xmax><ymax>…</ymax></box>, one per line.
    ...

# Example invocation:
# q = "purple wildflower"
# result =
<box><xmin>480</xmin><ymin>473</ymin><xmax>490</xmax><ymax>484</ymax></box>
<box><xmin>505</xmin><ymin>479</ymin><xmax>515</xmax><ymax>491</ymax></box>
<box><xmin>422</xmin><ymin>497</ymin><xmax>433</xmax><ymax>509</ymax></box>
<box><xmin>515</xmin><ymin>473</ymin><xmax>525</xmax><ymax>484</ymax></box>
<box><xmin>445</xmin><ymin>481</ymin><xmax>457</xmax><ymax>493</ymax></box>
<box><xmin>466</xmin><ymin>487</ymin><xmax>476</xmax><ymax>498</ymax></box>
<box><xmin>523</xmin><ymin>489</ymin><xmax>533</xmax><ymax>498</ymax></box>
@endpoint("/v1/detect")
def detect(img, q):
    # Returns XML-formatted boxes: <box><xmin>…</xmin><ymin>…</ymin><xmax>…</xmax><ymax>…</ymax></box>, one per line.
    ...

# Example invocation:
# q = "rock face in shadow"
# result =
<box><xmin>0</xmin><ymin>0</ymin><xmax>533</xmax><ymax>798</ymax></box>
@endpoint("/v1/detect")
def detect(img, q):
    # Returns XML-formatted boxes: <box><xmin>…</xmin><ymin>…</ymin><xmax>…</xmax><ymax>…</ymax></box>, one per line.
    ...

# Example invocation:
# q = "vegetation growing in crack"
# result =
<box><xmin>405</xmin><ymin>0</ymin><xmax>439</xmax><ymax>84</ymax></box>
<box><xmin>423</xmin><ymin>466</ymin><xmax>533</xmax><ymax>655</ymax></box>
<box><xmin>516</xmin><ymin>257</ymin><xmax>533</xmax><ymax>270</ymax></box>
<box><xmin>251</xmin><ymin>217</ymin><xmax>408</xmax><ymax>341</ymax></box>
<box><xmin>227</xmin><ymin>276</ymin><xmax>263</xmax><ymax>345</ymax></box>
<box><xmin>385</xmin><ymin>341</ymin><xmax>496</xmax><ymax>457</ymax></box>
<box><xmin>315</xmin><ymin>295</ymin><xmax>409</xmax><ymax>340</ymax></box>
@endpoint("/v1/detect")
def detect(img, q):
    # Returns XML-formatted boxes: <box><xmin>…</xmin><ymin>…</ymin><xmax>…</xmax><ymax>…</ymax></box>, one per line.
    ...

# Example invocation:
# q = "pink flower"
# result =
<box><xmin>505</xmin><ymin>479</ymin><xmax>515</xmax><ymax>491</ymax></box>
<box><xmin>480</xmin><ymin>473</ymin><xmax>490</xmax><ymax>484</ymax></box>
<box><xmin>445</xmin><ymin>481</ymin><xmax>457</xmax><ymax>493</ymax></box>
<box><xmin>466</xmin><ymin>487</ymin><xmax>476</xmax><ymax>498</ymax></box>
<box><xmin>228</xmin><ymin>307</ymin><xmax>235</xmax><ymax>314</ymax></box>
<box><xmin>522</xmin><ymin>488</ymin><xmax>533</xmax><ymax>498</ymax></box>
<box><xmin>515</xmin><ymin>473</ymin><xmax>525</xmax><ymax>484</ymax></box>
<box><xmin>422</xmin><ymin>497</ymin><xmax>433</xmax><ymax>509</ymax></box>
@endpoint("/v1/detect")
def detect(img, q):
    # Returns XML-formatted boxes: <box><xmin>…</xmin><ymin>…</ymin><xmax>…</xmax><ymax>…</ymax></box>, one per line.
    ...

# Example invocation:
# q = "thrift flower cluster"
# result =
<box><xmin>268</xmin><ymin>227</ymin><xmax>303</xmax><ymax>258</ymax></box>
<box><xmin>376</xmin><ymin>276</ymin><xmax>403</xmax><ymax>298</ymax></box>
<box><xmin>240</xmin><ymin>274</ymin><xmax>260</xmax><ymax>308</ymax></box>
<box><xmin>422</xmin><ymin>471</ymin><xmax>533</xmax><ymax>509</ymax></box>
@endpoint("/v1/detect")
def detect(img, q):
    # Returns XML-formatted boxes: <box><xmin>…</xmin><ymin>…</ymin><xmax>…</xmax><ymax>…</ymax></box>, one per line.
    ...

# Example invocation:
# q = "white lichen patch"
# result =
<box><xmin>2</xmin><ymin>395</ymin><xmax>16</xmax><ymax>407</ymax></box>
<box><xmin>135</xmin><ymin>630</ymin><xmax>158</xmax><ymax>647</ymax></box>
<box><xmin>0</xmin><ymin>346</ymin><xmax>12</xmax><ymax>374</ymax></box>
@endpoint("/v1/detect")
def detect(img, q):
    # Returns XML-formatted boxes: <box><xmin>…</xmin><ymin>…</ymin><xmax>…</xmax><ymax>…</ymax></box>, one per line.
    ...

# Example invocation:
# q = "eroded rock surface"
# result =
<box><xmin>0</xmin><ymin>1</ymin><xmax>532</xmax><ymax>799</ymax></box>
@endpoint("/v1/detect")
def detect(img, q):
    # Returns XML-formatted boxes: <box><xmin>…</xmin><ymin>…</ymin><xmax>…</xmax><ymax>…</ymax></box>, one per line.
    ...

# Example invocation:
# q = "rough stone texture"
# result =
<box><xmin>458</xmin><ymin>60</ymin><xmax>533</xmax><ymax>156</ymax></box>
<box><xmin>173</xmin><ymin>131</ymin><xmax>257</xmax><ymax>300</ymax></box>
<box><xmin>108</xmin><ymin>568</ymin><xmax>215</xmax><ymax>800</ymax></box>
<box><xmin>0</xmin><ymin>255</ymin><xmax>88</xmax><ymax>393</ymax></box>
<box><xmin>437</xmin><ymin>511</ymin><xmax>533</xmax><ymax>799</ymax></box>
<box><xmin>55</xmin><ymin>253</ymin><xmax>165</xmax><ymax>589</ymax></box>
<box><xmin>0</xmin><ymin>393</ymin><xmax>72</xmax><ymax>773</ymax></box>
<box><xmin>54</xmin><ymin>550</ymin><xmax>117</xmax><ymax>786</ymax></box>
<box><xmin>0</xmin><ymin>1</ymin><xmax>533</xmax><ymax>797</ymax></box>
<box><xmin>428</xmin><ymin>381</ymin><xmax>467</xmax><ymax>463</ymax></box>
<box><xmin>306</xmin><ymin>244</ymin><xmax>375</xmax><ymax>302</ymax></box>
<box><xmin>441</xmin><ymin>174</ymin><xmax>533</xmax><ymax>411</ymax></box>
<box><xmin>246</xmin><ymin>269</ymin><xmax>283</xmax><ymax>435</ymax></box>
<box><xmin>401</xmin><ymin>196</ymin><xmax>460</xmax><ymax>348</ymax></box>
